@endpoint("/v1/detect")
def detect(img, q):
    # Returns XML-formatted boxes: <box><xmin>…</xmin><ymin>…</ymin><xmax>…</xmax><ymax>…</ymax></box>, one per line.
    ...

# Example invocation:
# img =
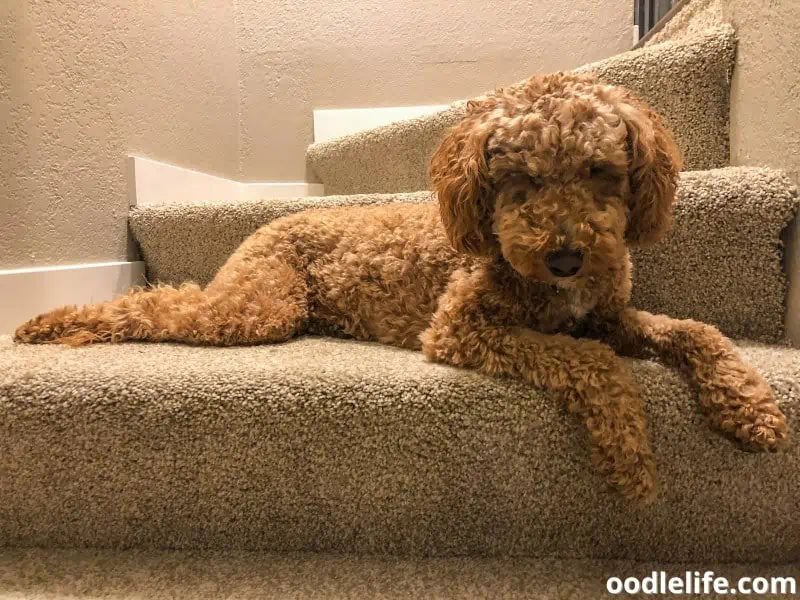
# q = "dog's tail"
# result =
<box><xmin>14</xmin><ymin>283</ymin><xmax>225</xmax><ymax>346</ymax></box>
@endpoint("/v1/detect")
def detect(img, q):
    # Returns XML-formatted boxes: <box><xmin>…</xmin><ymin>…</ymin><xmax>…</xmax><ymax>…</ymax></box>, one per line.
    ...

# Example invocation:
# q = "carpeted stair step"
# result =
<box><xmin>129</xmin><ymin>167</ymin><xmax>800</xmax><ymax>344</ymax></box>
<box><xmin>306</xmin><ymin>28</ymin><xmax>736</xmax><ymax>195</ymax></box>
<box><xmin>2</xmin><ymin>549</ymin><xmax>797</xmax><ymax>599</ymax></box>
<box><xmin>1</xmin><ymin>335</ymin><xmax>799</xmax><ymax>563</ymax></box>
<box><xmin>3</xmin><ymin>168</ymin><xmax>797</xmax><ymax>562</ymax></box>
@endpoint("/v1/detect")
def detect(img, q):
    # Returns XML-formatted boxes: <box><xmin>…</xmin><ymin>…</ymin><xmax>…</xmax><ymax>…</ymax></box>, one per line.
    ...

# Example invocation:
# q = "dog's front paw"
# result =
<box><xmin>740</xmin><ymin>406</ymin><xmax>789</xmax><ymax>452</ymax></box>
<box><xmin>702</xmin><ymin>365</ymin><xmax>789</xmax><ymax>451</ymax></box>
<box><xmin>732</xmin><ymin>382</ymin><xmax>789</xmax><ymax>451</ymax></box>
<box><xmin>593</xmin><ymin>445</ymin><xmax>658</xmax><ymax>505</ymax></box>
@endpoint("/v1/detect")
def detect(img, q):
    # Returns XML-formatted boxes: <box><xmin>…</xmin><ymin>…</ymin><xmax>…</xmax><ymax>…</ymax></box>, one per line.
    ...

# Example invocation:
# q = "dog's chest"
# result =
<box><xmin>524</xmin><ymin>287</ymin><xmax>597</xmax><ymax>335</ymax></box>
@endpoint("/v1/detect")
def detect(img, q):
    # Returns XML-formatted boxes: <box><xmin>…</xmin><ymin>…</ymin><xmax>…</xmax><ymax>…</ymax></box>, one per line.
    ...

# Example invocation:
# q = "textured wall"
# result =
<box><xmin>2</xmin><ymin>0</ymin><xmax>631</xmax><ymax>269</ymax></box>
<box><xmin>236</xmin><ymin>0</ymin><xmax>633</xmax><ymax>182</ymax></box>
<box><xmin>647</xmin><ymin>0</ymin><xmax>800</xmax><ymax>185</ymax></box>
<box><xmin>726</xmin><ymin>0</ymin><xmax>800</xmax><ymax>186</ymax></box>
<box><xmin>0</xmin><ymin>0</ymin><xmax>239</xmax><ymax>269</ymax></box>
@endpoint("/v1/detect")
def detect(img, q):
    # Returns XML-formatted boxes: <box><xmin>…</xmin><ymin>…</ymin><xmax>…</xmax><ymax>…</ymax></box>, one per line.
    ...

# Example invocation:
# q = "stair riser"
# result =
<box><xmin>129</xmin><ymin>169</ymin><xmax>800</xmax><ymax>345</ymax></box>
<box><xmin>2</xmin><ymin>339</ymin><xmax>798</xmax><ymax>562</ymax></box>
<box><xmin>307</xmin><ymin>30</ymin><xmax>736</xmax><ymax>196</ymax></box>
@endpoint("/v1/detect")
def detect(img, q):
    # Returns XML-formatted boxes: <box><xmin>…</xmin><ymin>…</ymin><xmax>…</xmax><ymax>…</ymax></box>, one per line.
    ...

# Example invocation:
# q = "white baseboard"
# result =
<box><xmin>0</xmin><ymin>261</ymin><xmax>146</xmax><ymax>335</ymax></box>
<box><xmin>128</xmin><ymin>156</ymin><xmax>325</xmax><ymax>207</ymax></box>
<box><xmin>313</xmin><ymin>105</ymin><xmax>450</xmax><ymax>143</ymax></box>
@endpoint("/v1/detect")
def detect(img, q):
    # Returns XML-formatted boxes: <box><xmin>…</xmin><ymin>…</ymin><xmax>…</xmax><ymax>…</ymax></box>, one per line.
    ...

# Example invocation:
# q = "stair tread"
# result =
<box><xmin>1</xmin><ymin>335</ymin><xmax>799</xmax><ymax>562</ymax></box>
<box><xmin>2</xmin><ymin>549</ymin><xmax>797</xmax><ymax>599</ymax></box>
<box><xmin>129</xmin><ymin>167</ymin><xmax>800</xmax><ymax>344</ymax></box>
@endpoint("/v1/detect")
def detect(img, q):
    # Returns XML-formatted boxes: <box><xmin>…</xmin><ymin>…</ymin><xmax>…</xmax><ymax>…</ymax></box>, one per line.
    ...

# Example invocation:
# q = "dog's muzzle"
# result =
<box><xmin>546</xmin><ymin>247</ymin><xmax>584</xmax><ymax>278</ymax></box>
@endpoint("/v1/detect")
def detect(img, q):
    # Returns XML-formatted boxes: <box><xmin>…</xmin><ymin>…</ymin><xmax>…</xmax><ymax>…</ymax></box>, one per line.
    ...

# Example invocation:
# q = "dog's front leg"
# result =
<box><xmin>420</xmin><ymin>290</ymin><xmax>657</xmax><ymax>504</ymax></box>
<box><xmin>604</xmin><ymin>308</ymin><xmax>789</xmax><ymax>451</ymax></box>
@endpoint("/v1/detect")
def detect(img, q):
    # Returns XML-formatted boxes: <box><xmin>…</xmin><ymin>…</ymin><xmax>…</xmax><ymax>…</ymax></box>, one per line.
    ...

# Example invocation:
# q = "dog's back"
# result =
<box><xmin>232</xmin><ymin>202</ymin><xmax>475</xmax><ymax>348</ymax></box>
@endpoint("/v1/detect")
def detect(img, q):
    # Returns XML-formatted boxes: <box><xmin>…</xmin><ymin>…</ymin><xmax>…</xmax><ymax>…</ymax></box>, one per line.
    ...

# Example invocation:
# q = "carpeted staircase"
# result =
<box><xmin>2</xmin><ymin>21</ymin><xmax>799</xmax><ymax>600</ymax></box>
<box><xmin>306</xmin><ymin>28</ymin><xmax>736</xmax><ymax>195</ymax></box>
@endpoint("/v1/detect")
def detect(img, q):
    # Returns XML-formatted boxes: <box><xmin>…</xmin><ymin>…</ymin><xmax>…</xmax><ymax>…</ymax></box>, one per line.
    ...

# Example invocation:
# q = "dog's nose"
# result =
<box><xmin>546</xmin><ymin>248</ymin><xmax>584</xmax><ymax>278</ymax></box>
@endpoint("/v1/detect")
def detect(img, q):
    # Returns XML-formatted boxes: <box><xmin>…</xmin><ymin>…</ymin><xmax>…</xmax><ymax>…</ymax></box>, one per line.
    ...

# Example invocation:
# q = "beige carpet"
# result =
<box><xmin>1</xmin><ymin>335</ymin><xmax>798</xmax><ymax>563</ymax></box>
<box><xmin>129</xmin><ymin>167</ymin><xmax>799</xmax><ymax>344</ymax></box>
<box><xmin>130</xmin><ymin>191</ymin><xmax>434</xmax><ymax>289</ymax></box>
<box><xmin>306</xmin><ymin>28</ymin><xmax>735</xmax><ymax>195</ymax></box>
<box><xmin>0</xmin><ymin>549</ymin><xmax>797</xmax><ymax>599</ymax></box>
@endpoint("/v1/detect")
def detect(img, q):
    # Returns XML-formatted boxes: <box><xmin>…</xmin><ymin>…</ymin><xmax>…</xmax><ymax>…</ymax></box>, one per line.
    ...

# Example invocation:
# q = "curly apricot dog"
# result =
<box><xmin>15</xmin><ymin>73</ymin><xmax>789</xmax><ymax>503</ymax></box>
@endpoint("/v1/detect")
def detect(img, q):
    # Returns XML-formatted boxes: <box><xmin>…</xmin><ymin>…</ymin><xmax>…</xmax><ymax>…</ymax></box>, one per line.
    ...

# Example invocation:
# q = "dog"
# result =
<box><xmin>15</xmin><ymin>72</ymin><xmax>789</xmax><ymax>503</ymax></box>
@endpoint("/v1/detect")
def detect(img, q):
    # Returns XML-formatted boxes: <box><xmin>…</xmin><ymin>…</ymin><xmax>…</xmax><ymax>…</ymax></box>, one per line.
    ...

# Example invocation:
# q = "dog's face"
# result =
<box><xmin>429</xmin><ymin>73</ymin><xmax>682</xmax><ymax>289</ymax></box>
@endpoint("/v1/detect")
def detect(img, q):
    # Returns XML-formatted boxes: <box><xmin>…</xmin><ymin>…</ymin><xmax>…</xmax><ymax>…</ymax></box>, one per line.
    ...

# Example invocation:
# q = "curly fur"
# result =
<box><xmin>15</xmin><ymin>73</ymin><xmax>789</xmax><ymax>503</ymax></box>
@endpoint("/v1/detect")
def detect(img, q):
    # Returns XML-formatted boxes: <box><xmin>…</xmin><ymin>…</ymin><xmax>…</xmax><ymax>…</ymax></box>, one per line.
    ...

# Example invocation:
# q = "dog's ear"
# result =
<box><xmin>428</xmin><ymin>103</ymin><xmax>497</xmax><ymax>256</ymax></box>
<box><xmin>617</xmin><ymin>92</ymin><xmax>683</xmax><ymax>246</ymax></box>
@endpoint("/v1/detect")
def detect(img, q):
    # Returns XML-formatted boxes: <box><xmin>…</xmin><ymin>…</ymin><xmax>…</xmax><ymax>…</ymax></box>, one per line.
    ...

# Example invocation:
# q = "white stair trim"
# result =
<box><xmin>313</xmin><ymin>105</ymin><xmax>450</xmax><ymax>143</ymax></box>
<box><xmin>0</xmin><ymin>261</ymin><xmax>146</xmax><ymax>335</ymax></box>
<box><xmin>128</xmin><ymin>156</ymin><xmax>325</xmax><ymax>207</ymax></box>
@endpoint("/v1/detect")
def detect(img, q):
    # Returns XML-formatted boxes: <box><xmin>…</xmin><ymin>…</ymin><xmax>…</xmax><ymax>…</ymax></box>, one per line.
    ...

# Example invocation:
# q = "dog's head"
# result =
<box><xmin>429</xmin><ymin>72</ymin><xmax>682</xmax><ymax>287</ymax></box>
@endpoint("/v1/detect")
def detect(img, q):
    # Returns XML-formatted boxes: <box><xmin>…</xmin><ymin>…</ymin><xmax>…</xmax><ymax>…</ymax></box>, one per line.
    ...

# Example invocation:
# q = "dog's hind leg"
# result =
<box><xmin>14</xmin><ymin>252</ymin><xmax>308</xmax><ymax>347</ymax></box>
